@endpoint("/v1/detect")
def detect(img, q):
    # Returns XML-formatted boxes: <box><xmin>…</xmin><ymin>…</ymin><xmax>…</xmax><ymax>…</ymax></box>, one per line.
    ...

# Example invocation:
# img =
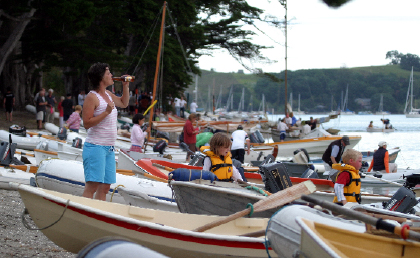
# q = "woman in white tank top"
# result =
<box><xmin>82</xmin><ymin>62</ymin><xmax>131</xmax><ymax>201</ymax></box>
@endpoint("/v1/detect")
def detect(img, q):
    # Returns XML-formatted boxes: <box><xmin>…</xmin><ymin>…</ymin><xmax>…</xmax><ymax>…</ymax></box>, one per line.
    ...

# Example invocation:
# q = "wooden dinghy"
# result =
<box><xmin>13</xmin><ymin>183</ymin><xmax>277</xmax><ymax>257</ymax></box>
<box><xmin>297</xmin><ymin>217</ymin><xmax>420</xmax><ymax>258</ymax></box>
<box><xmin>35</xmin><ymin>159</ymin><xmax>178</xmax><ymax>212</ymax></box>
<box><xmin>266</xmin><ymin>204</ymin><xmax>365</xmax><ymax>258</ymax></box>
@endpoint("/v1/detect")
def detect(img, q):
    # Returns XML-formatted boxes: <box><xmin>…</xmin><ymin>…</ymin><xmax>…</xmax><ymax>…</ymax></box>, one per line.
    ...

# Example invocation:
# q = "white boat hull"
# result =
<box><xmin>0</xmin><ymin>130</ymin><xmax>45</xmax><ymax>151</ymax></box>
<box><xmin>0</xmin><ymin>167</ymin><xmax>33</xmax><ymax>189</ymax></box>
<box><xmin>366</xmin><ymin>127</ymin><xmax>395</xmax><ymax>132</ymax></box>
<box><xmin>270</xmin><ymin>136</ymin><xmax>361</xmax><ymax>157</ymax></box>
<box><xmin>35</xmin><ymin>159</ymin><xmax>178</xmax><ymax>212</ymax></box>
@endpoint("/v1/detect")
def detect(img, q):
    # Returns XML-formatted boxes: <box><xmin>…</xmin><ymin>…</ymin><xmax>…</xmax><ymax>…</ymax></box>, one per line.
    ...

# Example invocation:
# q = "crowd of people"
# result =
<box><xmin>6</xmin><ymin>64</ymin><xmax>395</xmax><ymax>206</ymax></box>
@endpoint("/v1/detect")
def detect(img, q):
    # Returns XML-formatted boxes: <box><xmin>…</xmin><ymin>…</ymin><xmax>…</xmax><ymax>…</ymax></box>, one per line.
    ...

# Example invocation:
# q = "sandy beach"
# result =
<box><xmin>0</xmin><ymin>189</ymin><xmax>74</xmax><ymax>257</ymax></box>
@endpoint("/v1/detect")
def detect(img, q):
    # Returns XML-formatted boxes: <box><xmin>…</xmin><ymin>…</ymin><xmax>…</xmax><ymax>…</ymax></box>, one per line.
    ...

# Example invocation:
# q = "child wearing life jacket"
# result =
<box><xmin>332</xmin><ymin>149</ymin><xmax>363</xmax><ymax>205</ymax></box>
<box><xmin>200</xmin><ymin>133</ymin><xmax>243</xmax><ymax>182</ymax></box>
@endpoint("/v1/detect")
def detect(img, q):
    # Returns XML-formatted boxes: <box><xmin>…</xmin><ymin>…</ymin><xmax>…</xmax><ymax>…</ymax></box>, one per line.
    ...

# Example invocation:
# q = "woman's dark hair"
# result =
<box><xmin>132</xmin><ymin>113</ymin><xmax>145</xmax><ymax>124</ymax></box>
<box><xmin>88</xmin><ymin>62</ymin><xmax>110</xmax><ymax>90</ymax></box>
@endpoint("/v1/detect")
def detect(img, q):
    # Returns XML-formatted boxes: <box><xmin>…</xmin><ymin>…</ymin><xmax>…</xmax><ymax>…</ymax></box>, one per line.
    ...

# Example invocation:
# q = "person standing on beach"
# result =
<box><xmin>45</xmin><ymin>89</ymin><xmax>56</xmax><ymax>123</ymax></box>
<box><xmin>82</xmin><ymin>62</ymin><xmax>130</xmax><ymax>201</ymax></box>
<box><xmin>3</xmin><ymin>87</ymin><xmax>15</xmax><ymax>122</ymax></box>
<box><xmin>35</xmin><ymin>89</ymin><xmax>48</xmax><ymax>129</ymax></box>
<box><xmin>62</xmin><ymin>94</ymin><xmax>74</xmax><ymax>121</ymax></box>
<box><xmin>230</xmin><ymin>125</ymin><xmax>250</xmax><ymax>164</ymax></box>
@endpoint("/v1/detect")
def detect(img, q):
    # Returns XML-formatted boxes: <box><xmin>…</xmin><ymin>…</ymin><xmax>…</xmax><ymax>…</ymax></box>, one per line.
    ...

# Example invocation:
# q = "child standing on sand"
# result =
<box><xmin>65</xmin><ymin>105</ymin><xmax>82</xmax><ymax>133</ymax></box>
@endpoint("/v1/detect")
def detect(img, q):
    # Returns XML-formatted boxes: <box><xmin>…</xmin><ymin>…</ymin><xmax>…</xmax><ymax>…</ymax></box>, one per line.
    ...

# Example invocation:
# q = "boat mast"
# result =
<box><xmin>298</xmin><ymin>93</ymin><xmax>301</xmax><ymax>112</ymax></box>
<box><xmin>411</xmin><ymin>66</ymin><xmax>414</xmax><ymax>112</ymax></box>
<box><xmin>280</xmin><ymin>0</ymin><xmax>288</xmax><ymax>116</ymax></box>
<box><xmin>148</xmin><ymin>1</ymin><xmax>166</xmax><ymax>137</ymax></box>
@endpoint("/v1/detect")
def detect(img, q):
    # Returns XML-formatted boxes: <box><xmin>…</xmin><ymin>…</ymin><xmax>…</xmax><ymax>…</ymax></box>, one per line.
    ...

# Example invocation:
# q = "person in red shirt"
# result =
<box><xmin>332</xmin><ymin>149</ymin><xmax>363</xmax><ymax>205</ymax></box>
<box><xmin>183</xmin><ymin>113</ymin><xmax>199</xmax><ymax>161</ymax></box>
<box><xmin>367</xmin><ymin>141</ymin><xmax>397</xmax><ymax>173</ymax></box>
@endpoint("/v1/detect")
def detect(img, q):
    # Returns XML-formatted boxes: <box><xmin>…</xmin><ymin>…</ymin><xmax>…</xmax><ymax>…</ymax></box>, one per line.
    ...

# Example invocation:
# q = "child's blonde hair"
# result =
<box><xmin>342</xmin><ymin>149</ymin><xmax>362</xmax><ymax>164</ymax></box>
<box><xmin>75</xmin><ymin>105</ymin><xmax>82</xmax><ymax>111</ymax></box>
<box><xmin>209</xmin><ymin>133</ymin><xmax>231</xmax><ymax>155</ymax></box>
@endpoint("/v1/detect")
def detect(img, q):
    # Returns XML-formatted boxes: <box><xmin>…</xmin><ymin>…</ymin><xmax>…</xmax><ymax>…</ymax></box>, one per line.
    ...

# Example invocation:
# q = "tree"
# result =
<box><xmin>1</xmin><ymin>0</ymin><xmax>279</xmax><ymax>109</ymax></box>
<box><xmin>386</xmin><ymin>50</ymin><xmax>401</xmax><ymax>65</ymax></box>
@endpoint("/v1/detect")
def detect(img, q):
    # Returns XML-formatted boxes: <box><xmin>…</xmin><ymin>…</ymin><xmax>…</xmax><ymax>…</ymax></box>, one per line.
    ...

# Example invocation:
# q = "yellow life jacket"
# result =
<box><xmin>332</xmin><ymin>164</ymin><xmax>361</xmax><ymax>204</ymax></box>
<box><xmin>200</xmin><ymin>146</ymin><xmax>233</xmax><ymax>180</ymax></box>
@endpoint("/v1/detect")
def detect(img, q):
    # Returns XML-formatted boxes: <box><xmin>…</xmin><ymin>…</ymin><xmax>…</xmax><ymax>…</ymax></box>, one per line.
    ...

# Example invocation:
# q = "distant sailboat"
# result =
<box><xmin>375</xmin><ymin>94</ymin><xmax>389</xmax><ymax>115</ymax></box>
<box><xmin>295</xmin><ymin>93</ymin><xmax>305</xmax><ymax>115</ymax></box>
<box><xmin>404</xmin><ymin>67</ymin><xmax>420</xmax><ymax>118</ymax></box>
<box><xmin>340</xmin><ymin>85</ymin><xmax>355</xmax><ymax>115</ymax></box>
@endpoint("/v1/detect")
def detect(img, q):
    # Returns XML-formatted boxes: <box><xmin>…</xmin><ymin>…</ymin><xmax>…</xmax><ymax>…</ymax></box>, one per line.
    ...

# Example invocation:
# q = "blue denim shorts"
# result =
<box><xmin>82</xmin><ymin>142</ymin><xmax>116</xmax><ymax>184</ymax></box>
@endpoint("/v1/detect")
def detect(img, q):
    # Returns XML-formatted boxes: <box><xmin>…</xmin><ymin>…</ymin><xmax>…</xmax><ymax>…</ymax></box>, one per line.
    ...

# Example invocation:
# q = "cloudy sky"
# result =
<box><xmin>197</xmin><ymin>0</ymin><xmax>420</xmax><ymax>73</ymax></box>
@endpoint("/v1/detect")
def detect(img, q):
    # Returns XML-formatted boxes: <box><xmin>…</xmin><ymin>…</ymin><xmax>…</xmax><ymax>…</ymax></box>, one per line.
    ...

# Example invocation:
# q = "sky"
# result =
<box><xmin>197</xmin><ymin>0</ymin><xmax>420</xmax><ymax>73</ymax></box>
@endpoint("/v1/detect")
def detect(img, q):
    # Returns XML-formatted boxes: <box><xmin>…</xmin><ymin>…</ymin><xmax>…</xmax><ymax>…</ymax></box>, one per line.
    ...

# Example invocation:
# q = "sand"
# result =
<box><xmin>0</xmin><ymin>189</ymin><xmax>74</xmax><ymax>257</ymax></box>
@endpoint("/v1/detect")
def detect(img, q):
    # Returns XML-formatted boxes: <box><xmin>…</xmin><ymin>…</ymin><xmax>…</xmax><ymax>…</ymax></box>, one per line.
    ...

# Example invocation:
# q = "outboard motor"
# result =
<box><xmin>382</xmin><ymin>187</ymin><xmax>418</xmax><ymax>214</ymax></box>
<box><xmin>260</xmin><ymin>162</ymin><xmax>292</xmax><ymax>194</ymax></box>
<box><xmin>403</xmin><ymin>174</ymin><xmax>420</xmax><ymax>190</ymax></box>
<box><xmin>0</xmin><ymin>134</ymin><xmax>24</xmax><ymax>166</ymax></box>
<box><xmin>301</xmin><ymin>168</ymin><xmax>319</xmax><ymax>179</ymax></box>
<box><xmin>153</xmin><ymin>140</ymin><xmax>167</xmax><ymax>155</ymax></box>
<box><xmin>72</xmin><ymin>138</ymin><xmax>83</xmax><ymax>149</ymax></box>
<box><xmin>57</xmin><ymin>127</ymin><xmax>67</xmax><ymax>140</ymax></box>
<box><xmin>382</xmin><ymin>173</ymin><xmax>420</xmax><ymax>214</ymax></box>
<box><xmin>188</xmin><ymin>151</ymin><xmax>206</xmax><ymax>166</ymax></box>
<box><xmin>120</xmin><ymin>123</ymin><xmax>131</xmax><ymax>132</ymax></box>
<box><xmin>293</xmin><ymin>148</ymin><xmax>310</xmax><ymax>162</ymax></box>
<box><xmin>9</xmin><ymin>125</ymin><xmax>26</xmax><ymax>137</ymax></box>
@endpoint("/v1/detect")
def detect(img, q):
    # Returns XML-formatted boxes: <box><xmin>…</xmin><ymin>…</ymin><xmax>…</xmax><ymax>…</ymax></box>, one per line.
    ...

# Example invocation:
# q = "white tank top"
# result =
<box><xmin>85</xmin><ymin>91</ymin><xmax>117</xmax><ymax>146</ymax></box>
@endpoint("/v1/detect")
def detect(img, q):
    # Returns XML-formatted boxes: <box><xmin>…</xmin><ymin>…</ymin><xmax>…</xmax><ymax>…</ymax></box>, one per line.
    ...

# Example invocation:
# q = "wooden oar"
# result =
<box><xmin>301</xmin><ymin>195</ymin><xmax>420</xmax><ymax>241</ymax></box>
<box><xmin>360</xmin><ymin>172</ymin><xmax>403</xmax><ymax>187</ymax></box>
<box><xmin>119</xmin><ymin>169</ymin><xmax>168</xmax><ymax>183</ymax></box>
<box><xmin>9</xmin><ymin>164</ymin><xmax>38</xmax><ymax>173</ymax></box>
<box><xmin>15</xmin><ymin>151</ymin><xmax>35</xmax><ymax>157</ymax></box>
<box><xmin>152</xmin><ymin>163</ymin><xmax>174</xmax><ymax>172</ymax></box>
<box><xmin>193</xmin><ymin>180</ymin><xmax>316</xmax><ymax>232</ymax></box>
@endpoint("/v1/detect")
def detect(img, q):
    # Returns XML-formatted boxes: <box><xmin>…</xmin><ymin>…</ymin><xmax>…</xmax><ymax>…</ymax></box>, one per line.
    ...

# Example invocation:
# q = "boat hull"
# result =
<box><xmin>15</xmin><ymin>184</ymin><xmax>275</xmax><ymax>257</ymax></box>
<box><xmin>263</xmin><ymin>135</ymin><xmax>361</xmax><ymax>157</ymax></box>
<box><xmin>297</xmin><ymin>217</ymin><xmax>420</xmax><ymax>258</ymax></box>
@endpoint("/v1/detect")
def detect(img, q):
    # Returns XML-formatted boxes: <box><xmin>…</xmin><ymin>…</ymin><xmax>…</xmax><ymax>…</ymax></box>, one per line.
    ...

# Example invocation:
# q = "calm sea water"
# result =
<box><xmin>267</xmin><ymin>114</ymin><xmax>420</xmax><ymax>195</ymax></box>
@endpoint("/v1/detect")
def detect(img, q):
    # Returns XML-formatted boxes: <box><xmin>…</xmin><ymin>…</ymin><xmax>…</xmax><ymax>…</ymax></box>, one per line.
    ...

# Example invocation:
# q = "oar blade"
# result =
<box><xmin>193</xmin><ymin>181</ymin><xmax>316</xmax><ymax>232</ymax></box>
<box><xmin>254</xmin><ymin>180</ymin><xmax>316</xmax><ymax>212</ymax></box>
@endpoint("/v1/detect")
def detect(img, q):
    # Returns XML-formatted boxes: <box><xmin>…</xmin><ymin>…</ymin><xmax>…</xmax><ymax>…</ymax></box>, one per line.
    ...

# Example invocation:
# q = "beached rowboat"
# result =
<box><xmin>13</xmin><ymin>183</ymin><xmax>276</xmax><ymax>257</ymax></box>
<box><xmin>296</xmin><ymin>217</ymin><xmax>420</xmax><ymax>258</ymax></box>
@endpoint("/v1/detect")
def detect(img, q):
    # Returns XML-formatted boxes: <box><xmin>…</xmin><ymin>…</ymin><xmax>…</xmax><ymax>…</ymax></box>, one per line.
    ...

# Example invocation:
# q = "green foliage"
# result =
<box><xmin>188</xmin><ymin>65</ymin><xmax>420</xmax><ymax>114</ymax></box>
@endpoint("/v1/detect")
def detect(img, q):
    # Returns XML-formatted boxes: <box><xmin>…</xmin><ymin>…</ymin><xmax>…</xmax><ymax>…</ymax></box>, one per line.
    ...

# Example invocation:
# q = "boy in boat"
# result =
<box><xmin>200</xmin><ymin>133</ymin><xmax>244</xmax><ymax>182</ymax></box>
<box><xmin>332</xmin><ymin>149</ymin><xmax>363</xmax><ymax>205</ymax></box>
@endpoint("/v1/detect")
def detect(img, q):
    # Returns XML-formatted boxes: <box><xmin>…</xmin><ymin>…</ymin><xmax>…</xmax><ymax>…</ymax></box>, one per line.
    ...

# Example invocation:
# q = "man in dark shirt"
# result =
<box><xmin>4</xmin><ymin>87</ymin><xmax>15</xmax><ymax>122</ymax></box>
<box><xmin>62</xmin><ymin>94</ymin><xmax>74</xmax><ymax>121</ymax></box>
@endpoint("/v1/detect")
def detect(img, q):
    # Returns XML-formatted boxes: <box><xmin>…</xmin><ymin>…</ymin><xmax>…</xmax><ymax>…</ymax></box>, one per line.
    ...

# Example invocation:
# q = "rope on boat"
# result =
<box><xmin>245</xmin><ymin>185</ymin><xmax>268</xmax><ymax>196</ymax></box>
<box><xmin>21</xmin><ymin>199</ymin><xmax>70</xmax><ymax>231</ymax></box>
<box><xmin>246</xmin><ymin>203</ymin><xmax>254</xmax><ymax>217</ymax></box>
<box><xmin>111</xmin><ymin>185</ymin><xmax>125</xmax><ymax>202</ymax></box>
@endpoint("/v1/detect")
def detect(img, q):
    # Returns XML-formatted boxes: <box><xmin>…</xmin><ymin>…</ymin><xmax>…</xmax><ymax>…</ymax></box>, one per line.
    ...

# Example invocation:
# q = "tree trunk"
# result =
<box><xmin>0</xmin><ymin>8</ymin><xmax>36</xmax><ymax>77</ymax></box>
